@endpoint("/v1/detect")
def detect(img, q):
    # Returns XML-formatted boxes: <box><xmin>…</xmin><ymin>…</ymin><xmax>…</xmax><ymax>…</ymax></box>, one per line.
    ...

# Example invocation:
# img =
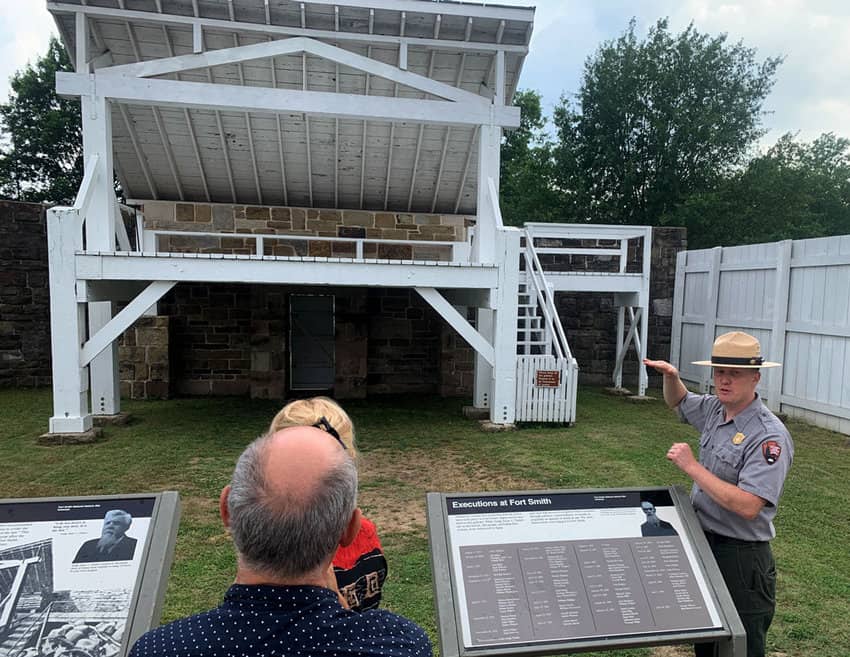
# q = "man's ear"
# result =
<box><xmin>340</xmin><ymin>508</ymin><xmax>362</xmax><ymax>547</ymax></box>
<box><xmin>219</xmin><ymin>485</ymin><xmax>231</xmax><ymax>529</ymax></box>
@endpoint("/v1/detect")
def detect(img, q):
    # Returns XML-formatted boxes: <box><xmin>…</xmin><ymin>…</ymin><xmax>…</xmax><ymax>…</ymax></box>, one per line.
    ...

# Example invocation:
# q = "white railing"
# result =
<box><xmin>141</xmin><ymin>229</ymin><xmax>472</xmax><ymax>263</ymax></box>
<box><xmin>524</xmin><ymin>223</ymin><xmax>652</xmax><ymax>274</ymax></box>
<box><xmin>521</xmin><ymin>229</ymin><xmax>573</xmax><ymax>360</ymax></box>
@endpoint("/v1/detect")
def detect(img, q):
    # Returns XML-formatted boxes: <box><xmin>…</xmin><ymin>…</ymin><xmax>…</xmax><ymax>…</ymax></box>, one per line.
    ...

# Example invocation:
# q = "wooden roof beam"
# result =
<box><xmin>47</xmin><ymin>3</ymin><xmax>530</xmax><ymax>55</ymax></box>
<box><xmin>163</xmin><ymin>25</ymin><xmax>211</xmax><ymax>202</ymax></box>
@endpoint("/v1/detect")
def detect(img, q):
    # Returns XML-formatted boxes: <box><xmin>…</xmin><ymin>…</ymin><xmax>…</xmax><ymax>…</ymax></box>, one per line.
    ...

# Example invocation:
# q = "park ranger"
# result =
<box><xmin>644</xmin><ymin>331</ymin><xmax>794</xmax><ymax>657</ymax></box>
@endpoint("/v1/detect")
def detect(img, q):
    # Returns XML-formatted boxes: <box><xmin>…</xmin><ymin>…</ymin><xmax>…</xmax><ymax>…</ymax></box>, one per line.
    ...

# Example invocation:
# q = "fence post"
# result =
<box><xmin>670</xmin><ymin>250</ymin><xmax>687</xmax><ymax>371</ymax></box>
<box><xmin>701</xmin><ymin>247</ymin><xmax>723</xmax><ymax>393</ymax></box>
<box><xmin>767</xmin><ymin>240</ymin><xmax>792</xmax><ymax>412</ymax></box>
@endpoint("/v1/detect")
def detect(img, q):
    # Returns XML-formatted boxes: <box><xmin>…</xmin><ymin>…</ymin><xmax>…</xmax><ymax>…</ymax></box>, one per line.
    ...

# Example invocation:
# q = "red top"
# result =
<box><xmin>333</xmin><ymin>516</ymin><xmax>388</xmax><ymax>612</ymax></box>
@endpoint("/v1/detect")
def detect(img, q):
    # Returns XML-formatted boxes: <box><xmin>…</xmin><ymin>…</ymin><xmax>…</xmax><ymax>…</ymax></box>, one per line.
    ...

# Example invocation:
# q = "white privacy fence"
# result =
<box><xmin>670</xmin><ymin>234</ymin><xmax>850</xmax><ymax>435</ymax></box>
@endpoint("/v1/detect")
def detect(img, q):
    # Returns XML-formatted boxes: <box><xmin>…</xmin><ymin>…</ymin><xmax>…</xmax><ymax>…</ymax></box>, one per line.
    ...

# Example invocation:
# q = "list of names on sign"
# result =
<box><xmin>459</xmin><ymin>537</ymin><xmax>712</xmax><ymax>645</ymax></box>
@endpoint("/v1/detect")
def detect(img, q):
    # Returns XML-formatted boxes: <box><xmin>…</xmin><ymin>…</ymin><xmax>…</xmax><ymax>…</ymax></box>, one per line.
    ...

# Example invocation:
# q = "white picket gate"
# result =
<box><xmin>515</xmin><ymin>355</ymin><xmax>579</xmax><ymax>423</ymax></box>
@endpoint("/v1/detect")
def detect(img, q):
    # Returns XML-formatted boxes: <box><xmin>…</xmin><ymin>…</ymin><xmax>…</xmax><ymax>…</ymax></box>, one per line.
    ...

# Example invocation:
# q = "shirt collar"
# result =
<box><xmin>224</xmin><ymin>584</ymin><xmax>337</xmax><ymax>606</ymax></box>
<box><xmin>718</xmin><ymin>392</ymin><xmax>763</xmax><ymax>429</ymax></box>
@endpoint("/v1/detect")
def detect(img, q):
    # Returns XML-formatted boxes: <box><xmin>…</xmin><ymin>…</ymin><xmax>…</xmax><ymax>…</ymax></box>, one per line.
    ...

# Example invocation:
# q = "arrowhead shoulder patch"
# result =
<box><xmin>762</xmin><ymin>440</ymin><xmax>781</xmax><ymax>465</ymax></box>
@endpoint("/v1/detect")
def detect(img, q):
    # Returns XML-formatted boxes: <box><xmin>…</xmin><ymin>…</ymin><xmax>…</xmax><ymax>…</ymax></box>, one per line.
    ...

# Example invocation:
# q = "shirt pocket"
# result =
<box><xmin>711</xmin><ymin>445</ymin><xmax>743</xmax><ymax>484</ymax></box>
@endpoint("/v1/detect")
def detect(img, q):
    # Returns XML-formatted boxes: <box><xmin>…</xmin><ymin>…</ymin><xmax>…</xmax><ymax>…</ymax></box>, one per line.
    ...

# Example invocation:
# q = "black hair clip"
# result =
<box><xmin>313</xmin><ymin>416</ymin><xmax>346</xmax><ymax>451</ymax></box>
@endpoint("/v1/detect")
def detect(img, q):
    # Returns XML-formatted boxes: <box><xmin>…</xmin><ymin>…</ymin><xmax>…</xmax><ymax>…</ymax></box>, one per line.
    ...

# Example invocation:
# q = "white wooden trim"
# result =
<box><xmin>525</xmin><ymin>223</ymin><xmax>652</xmax><ymax>241</ymax></box>
<box><xmin>73</xmin><ymin>153</ymin><xmax>100</xmax><ymax>215</ymax></box>
<box><xmin>56</xmin><ymin>73</ymin><xmax>522</xmax><ymax>128</ymax></box>
<box><xmin>80</xmin><ymin>281</ymin><xmax>176</xmax><ymax>367</ymax></box>
<box><xmin>47</xmin><ymin>3</ymin><xmax>530</xmax><ymax>54</ymax></box>
<box><xmin>75</xmin><ymin>252</ymin><xmax>499</xmax><ymax>289</ymax></box>
<box><xmin>533</xmin><ymin>247</ymin><xmax>623</xmax><ymax>257</ymax></box>
<box><xmin>415</xmin><ymin>287</ymin><xmax>494</xmax><ymax>366</ymax></box>
<box><xmin>114</xmin><ymin>198</ymin><xmax>132</xmax><ymax>251</ymax></box>
<box><xmin>102</xmin><ymin>36</ymin><xmax>490</xmax><ymax>107</ymax></box>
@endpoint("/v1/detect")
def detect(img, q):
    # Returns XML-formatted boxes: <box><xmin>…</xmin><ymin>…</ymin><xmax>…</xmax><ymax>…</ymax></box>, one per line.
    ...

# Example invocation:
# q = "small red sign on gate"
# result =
<box><xmin>535</xmin><ymin>370</ymin><xmax>560</xmax><ymax>387</ymax></box>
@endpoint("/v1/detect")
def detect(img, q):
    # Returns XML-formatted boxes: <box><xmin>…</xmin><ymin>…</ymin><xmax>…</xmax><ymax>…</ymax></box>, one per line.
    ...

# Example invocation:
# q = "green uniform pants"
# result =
<box><xmin>695</xmin><ymin>532</ymin><xmax>776</xmax><ymax>657</ymax></box>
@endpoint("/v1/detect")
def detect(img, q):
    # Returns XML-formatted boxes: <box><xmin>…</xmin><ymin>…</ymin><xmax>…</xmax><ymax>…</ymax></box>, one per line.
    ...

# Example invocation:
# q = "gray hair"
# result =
<box><xmin>226</xmin><ymin>432</ymin><xmax>358</xmax><ymax>579</ymax></box>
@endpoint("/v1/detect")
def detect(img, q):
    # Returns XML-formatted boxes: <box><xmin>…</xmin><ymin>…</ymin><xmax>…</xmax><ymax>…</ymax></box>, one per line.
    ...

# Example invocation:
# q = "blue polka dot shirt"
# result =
<box><xmin>129</xmin><ymin>584</ymin><xmax>432</xmax><ymax>657</ymax></box>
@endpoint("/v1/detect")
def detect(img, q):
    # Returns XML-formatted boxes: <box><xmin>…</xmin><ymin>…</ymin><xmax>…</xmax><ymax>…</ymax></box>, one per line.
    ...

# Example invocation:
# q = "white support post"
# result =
<box><xmin>490</xmin><ymin>228</ymin><xmax>520</xmax><ymax>425</ymax></box>
<box><xmin>81</xmin><ymin>93</ymin><xmax>120</xmax><ymax>416</ymax></box>
<box><xmin>638</xmin><ymin>302</ymin><xmax>649</xmax><ymax>396</ymax></box>
<box><xmin>614</xmin><ymin>305</ymin><xmax>625</xmax><ymax>389</ymax></box>
<box><xmin>638</xmin><ymin>229</ymin><xmax>652</xmax><ymax>396</ymax></box>
<box><xmin>473</xmin><ymin>308</ymin><xmax>493</xmax><ymax>408</ymax></box>
<box><xmin>47</xmin><ymin>207</ymin><xmax>92</xmax><ymax>434</ymax></box>
<box><xmin>473</xmin><ymin>124</ymin><xmax>502</xmax><ymax>263</ymax></box>
<box><xmin>75</xmin><ymin>12</ymin><xmax>90</xmax><ymax>73</ymax></box>
<box><xmin>767</xmin><ymin>240</ymin><xmax>792</xmax><ymax>412</ymax></box>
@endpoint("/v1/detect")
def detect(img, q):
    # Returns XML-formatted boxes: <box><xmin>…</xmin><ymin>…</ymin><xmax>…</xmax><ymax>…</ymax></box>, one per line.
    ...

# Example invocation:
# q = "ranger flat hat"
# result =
<box><xmin>692</xmin><ymin>331</ymin><xmax>781</xmax><ymax>368</ymax></box>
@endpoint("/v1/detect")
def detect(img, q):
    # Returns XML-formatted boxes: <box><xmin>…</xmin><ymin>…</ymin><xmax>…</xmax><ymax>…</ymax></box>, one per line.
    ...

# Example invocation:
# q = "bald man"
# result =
<box><xmin>129</xmin><ymin>426</ymin><xmax>431</xmax><ymax>657</ymax></box>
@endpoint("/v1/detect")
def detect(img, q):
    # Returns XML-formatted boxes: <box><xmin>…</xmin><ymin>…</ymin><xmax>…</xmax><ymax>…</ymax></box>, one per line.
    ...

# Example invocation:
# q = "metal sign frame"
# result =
<box><xmin>427</xmin><ymin>486</ymin><xmax>745</xmax><ymax>657</ymax></box>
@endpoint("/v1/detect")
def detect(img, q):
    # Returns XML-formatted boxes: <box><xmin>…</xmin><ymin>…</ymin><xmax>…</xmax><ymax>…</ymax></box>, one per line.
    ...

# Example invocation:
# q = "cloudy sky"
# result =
<box><xmin>2</xmin><ymin>1</ymin><xmax>849</xmax><ymax>151</ymax></box>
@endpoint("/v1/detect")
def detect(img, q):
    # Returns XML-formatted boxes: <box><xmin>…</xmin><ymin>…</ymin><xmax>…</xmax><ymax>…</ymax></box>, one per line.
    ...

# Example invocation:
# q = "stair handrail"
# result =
<box><xmin>521</xmin><ymin>229</ymin><xmax>573</xmax><ymax>361</ymax></box>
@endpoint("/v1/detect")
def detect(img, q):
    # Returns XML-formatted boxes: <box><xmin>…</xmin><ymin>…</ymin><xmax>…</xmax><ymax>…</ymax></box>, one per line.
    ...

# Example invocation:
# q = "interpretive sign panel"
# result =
<box><xmin>0</xmin><ymin>492</ymin><xmax>180</xmax><ymax>657</ymax></box>
<box><xmin>427</xmin><ymin>487</ymin><xmax>744</xmax><ymax>657</ymax></box>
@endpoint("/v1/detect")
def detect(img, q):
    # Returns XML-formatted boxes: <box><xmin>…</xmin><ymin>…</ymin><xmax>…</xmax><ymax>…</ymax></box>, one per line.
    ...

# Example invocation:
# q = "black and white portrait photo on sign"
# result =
<box><xmin>639</xmin><ymin>500</ymin><xmax>678</xmax><ymax>537</ymax></box>
<box><xmin>73</xmin><ymin>510</ymin><xmax>138</xmax><ymax>564</ymax></box>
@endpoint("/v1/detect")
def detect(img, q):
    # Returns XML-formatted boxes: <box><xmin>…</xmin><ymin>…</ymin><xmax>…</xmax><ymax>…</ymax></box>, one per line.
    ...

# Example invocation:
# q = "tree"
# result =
<box><xmin>554</xmin><ymin>18</ymin><xmax>782</xmax><ymax>226</ymax></box>
<box><xmin>668</xmin><ymin>132</ymin><xmax>850</xmax><ymax>248</ymax></box>
<box><xmin>499</xmin><ymin>90</ymin><xmax>563</xmax><ymax>225</ymax></box>
<box><xmin>0</xmin><ymin>36</ymin><xmax>82</xmax><ymax>203</ymax></box>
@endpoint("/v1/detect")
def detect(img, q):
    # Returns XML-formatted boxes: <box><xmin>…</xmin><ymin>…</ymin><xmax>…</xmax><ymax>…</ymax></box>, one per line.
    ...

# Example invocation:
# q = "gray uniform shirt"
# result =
<box><xmin>678</xmin><ymin>392</ymin><xmax>793</xmax><ymax>541</ymax></box>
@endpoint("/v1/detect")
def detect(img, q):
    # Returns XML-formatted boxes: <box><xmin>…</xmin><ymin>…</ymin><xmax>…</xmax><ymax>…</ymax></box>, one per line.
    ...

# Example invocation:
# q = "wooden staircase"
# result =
<box><xmin>514</xmin><ymin>230</ymin><xmax>579</xmax><ymax>423</ymax></box>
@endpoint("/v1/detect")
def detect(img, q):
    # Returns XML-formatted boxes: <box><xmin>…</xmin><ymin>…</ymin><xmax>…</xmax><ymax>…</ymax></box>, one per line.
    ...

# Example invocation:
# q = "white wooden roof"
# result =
<box><xmin>48</xmin><ymin>0</ymin><xmax>535</xmax><ymax>213</ymax></box>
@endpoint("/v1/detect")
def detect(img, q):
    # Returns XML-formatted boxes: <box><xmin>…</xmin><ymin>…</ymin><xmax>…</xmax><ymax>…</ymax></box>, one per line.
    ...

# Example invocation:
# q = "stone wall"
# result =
<box><xmin>367</xmin><ymin>289</ymin><xmax>442</xmax><ymax>394</ymax></box>
<box><xmin>157</xmin><ymin>284</ymin><xmax>446</xmax><ymax>399</ymax></box>
<box><xmin>141</xmin><ymin>201</ymin><xmax>469</xmax><ymax>259</ymax></box>
<box><xmin>0</xmin><ymin>201</ymin><xmax>51</xmax><ymax>387</ymax></box>
<box><xmin>118</xmin><ymin>316</ymin><xmax>170</xmax><ymax>399</ymax></box>
<box><xmin>440</xmin><ymin>309</ymin><xmax>476</xmax><ymax>396</ymax></box>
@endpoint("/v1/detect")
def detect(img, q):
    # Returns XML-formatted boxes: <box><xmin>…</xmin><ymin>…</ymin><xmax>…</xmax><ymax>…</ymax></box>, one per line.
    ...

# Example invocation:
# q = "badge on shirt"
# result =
<box><xmin>732</xmin><ymin>432</ymin><xmax>746</xmax><ymax>445</ymax></box>
<box><xmin>762</xmin><ymin>440</ymin><xmax>781</xmax><ymax>464</ymax></box>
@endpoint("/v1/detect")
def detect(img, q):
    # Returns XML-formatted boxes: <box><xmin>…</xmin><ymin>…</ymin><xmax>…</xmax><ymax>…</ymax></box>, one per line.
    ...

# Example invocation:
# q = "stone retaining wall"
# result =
<box><xmin>0</xmin><ymin>201</ymin><xmax>51</xmax><ymax>387</ymax></box>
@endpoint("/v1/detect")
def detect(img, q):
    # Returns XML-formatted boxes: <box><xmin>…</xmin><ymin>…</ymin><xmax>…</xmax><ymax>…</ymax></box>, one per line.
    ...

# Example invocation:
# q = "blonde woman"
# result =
<box><xmin>270</xmin><ymin>397</ymin><xmax>387</xmax><ymax>612</ymax></box>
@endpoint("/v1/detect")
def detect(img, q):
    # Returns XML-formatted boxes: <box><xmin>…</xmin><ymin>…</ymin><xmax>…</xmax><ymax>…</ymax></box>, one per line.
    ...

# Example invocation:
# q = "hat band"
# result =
<box><xmin>711</xmin><ymin>355</ymin><xmax>763</xmax><ymax>366</ymax></box>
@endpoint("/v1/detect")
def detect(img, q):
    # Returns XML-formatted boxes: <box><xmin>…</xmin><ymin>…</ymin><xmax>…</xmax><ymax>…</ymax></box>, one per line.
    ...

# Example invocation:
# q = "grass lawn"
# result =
<box><xmin>2</xmin><ymin>387</ymin><xmax>848</xmax><ymax>657</ymax></box>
